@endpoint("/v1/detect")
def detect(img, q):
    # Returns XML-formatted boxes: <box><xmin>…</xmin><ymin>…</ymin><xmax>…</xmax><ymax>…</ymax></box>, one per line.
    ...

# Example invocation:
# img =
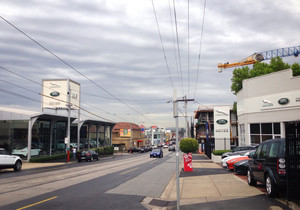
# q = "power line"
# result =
<box><xmin>0</xmin><ymin>15</ymin><xmax>156</xmax><ymax>126</ymax></box>
<box><xmin>187</xmin><ymin>0</ymin><xmax>190</xmax><ymax>98</ymax></box>
<box><xmin>151</xmin><ymin>0</ymin><xmax>175</xmax><ymax>89</ymax></box>
<box><xmin>193</xmin><ymin>0</ymin><xmax>207</xmax><ymax>99</ymax></box>
<box><xmin>172</xmin><ymin>0</ymin><xmax>184</xmax><ymax>96</ymax></box>
<box><xmin>168</xmin><ymin>0</ymin><xmax>181</xmax><ymax>92</ymax></box>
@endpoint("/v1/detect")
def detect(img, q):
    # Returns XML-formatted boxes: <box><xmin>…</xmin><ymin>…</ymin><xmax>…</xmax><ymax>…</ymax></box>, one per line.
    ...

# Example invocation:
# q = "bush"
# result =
<box><xmin>179</xmin><ymin>138</ymin><xmax>199</xmax><ymax>154</ymax></box>
<box><xmin>213</xmin><ymin>150</ymin><xmax>230</xmax><ymax>156</ymax></box>
<box><xmin>29</xmin><ymin>153</ymin><xmax>70</xmax><ymax>163</ymax></box>
<box><xmin>95</xmin><ymin>145</ymin><xmax>114</xmax><ymax>156</ymax></box>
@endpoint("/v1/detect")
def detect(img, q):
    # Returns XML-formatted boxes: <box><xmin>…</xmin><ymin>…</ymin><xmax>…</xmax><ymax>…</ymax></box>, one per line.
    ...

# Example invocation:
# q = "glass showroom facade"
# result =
<box><xmin>0</xmin><ymin>118</ymin><xmax>114</xmax><ymax>159</ymax></box>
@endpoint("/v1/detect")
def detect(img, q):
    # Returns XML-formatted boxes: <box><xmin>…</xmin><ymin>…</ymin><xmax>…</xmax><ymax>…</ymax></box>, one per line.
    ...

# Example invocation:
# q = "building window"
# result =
<box><xmin>250</xmin><ymin>123</ymin><xmax>281</xmax><ymax>144</ymax></box>
<box><xmin>239</xmin><ymin>124</ymin><xmax>245</xmax><ymax>145</ymax></box>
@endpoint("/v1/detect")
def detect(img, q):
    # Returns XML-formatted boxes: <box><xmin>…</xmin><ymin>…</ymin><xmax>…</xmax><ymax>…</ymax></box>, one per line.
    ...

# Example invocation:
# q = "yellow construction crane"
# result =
<box><xmin>218</xmin><ymin>46</ymin><xmax>300</xmax><ymax>72</ymax></box>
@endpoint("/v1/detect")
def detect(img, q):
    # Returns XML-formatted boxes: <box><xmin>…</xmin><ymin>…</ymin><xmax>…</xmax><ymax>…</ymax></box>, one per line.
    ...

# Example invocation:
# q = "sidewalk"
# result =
<box><xmin>143</xmin><ymin>154</ymin><xmax>290</xmax><ymax>210</ymax></box>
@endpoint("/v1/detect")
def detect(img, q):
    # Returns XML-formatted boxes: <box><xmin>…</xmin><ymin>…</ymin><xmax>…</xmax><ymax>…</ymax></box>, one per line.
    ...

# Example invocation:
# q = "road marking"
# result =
<box><xmin>16</xmin><ymin>196</ymin><xmax>58</xmax><ymax>210</ymax></box>
<box><xmin>121</xmin><ymin>167</ymin><xmax>138</xmax><ymax>175</ymax></box>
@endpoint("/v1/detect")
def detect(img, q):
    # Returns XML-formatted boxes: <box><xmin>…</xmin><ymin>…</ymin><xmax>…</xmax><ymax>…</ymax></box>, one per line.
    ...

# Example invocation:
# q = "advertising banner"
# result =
<box><xmin>120</xmin><ymin>129</ymin><xmax>131</xmax><ymax>137</ymax></box>
<box><xmin>183</xmin><ymin>153</ymin><xmax>193</xmax><ymax>171</ymax></box>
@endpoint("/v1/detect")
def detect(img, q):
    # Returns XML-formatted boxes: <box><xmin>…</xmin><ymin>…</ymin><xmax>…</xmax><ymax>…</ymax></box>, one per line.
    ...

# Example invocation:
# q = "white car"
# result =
<box><xmin>0</xmin><ymin>148</ymin><xmax>22</xmax><ymax>171</ymax></box>
<box><xmin>12</xmin><ymin>147</ymin><xmax>41</xmax><ymax>157</ymax></box>
<box><xmin>222</xmin><ymin>150</ymin><xmax>255</xmax><ymax>167</ymax></box>
<box><xmin>222</xmin><ymin>155</ymin><xmax>242</xmax><ymax>167</ymax></box>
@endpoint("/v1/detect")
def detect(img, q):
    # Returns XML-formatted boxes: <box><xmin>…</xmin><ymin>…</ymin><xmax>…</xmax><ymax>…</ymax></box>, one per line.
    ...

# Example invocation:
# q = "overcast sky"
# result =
<box><xmin>0</xmin><ymin>0</ymin><xmax>299</xmax><ymax>128</ymax></box>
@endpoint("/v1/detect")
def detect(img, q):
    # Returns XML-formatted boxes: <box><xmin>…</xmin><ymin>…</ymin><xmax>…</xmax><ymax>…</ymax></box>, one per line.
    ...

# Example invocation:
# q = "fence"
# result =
<box><xmin>285</xmin><ymin>121</ymin><xmax>300</xmax><ymax>206</ymax></box>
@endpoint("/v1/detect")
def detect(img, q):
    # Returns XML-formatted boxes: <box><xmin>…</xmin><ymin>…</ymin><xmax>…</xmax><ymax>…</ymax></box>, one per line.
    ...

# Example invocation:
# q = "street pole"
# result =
<box><xmin>173</xmin><ymin>89</ymin><xmax>180</xmax><ymax>210</ymax></box>
<box><xmin>66</xmin><ymin>79</ymin><xmax>71</xmax><ymax>162</ymax></box>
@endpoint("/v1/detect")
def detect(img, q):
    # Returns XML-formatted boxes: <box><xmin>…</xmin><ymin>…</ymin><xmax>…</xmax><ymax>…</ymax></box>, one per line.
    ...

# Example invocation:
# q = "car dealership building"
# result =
<box><xmin>0</xmin><ymin>79</ymin><xmax>115</xmax><ymax>160</ymax></box>
<box><xmin>236</xmin><ymin>69</ymin><xmax>300</xmax><ymax>145</ymax></box>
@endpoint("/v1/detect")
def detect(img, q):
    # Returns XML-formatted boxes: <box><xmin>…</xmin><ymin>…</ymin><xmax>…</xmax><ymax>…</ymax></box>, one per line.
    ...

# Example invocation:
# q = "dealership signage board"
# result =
<box><xmin>214</xmin><ymin>106</ymin><xmax>230</xmax><ymax>150</ymax></box>
<box><xmin>42</xmin><ymin>79</ymin><xmax>80</xmax><ymax>110</ymax></box>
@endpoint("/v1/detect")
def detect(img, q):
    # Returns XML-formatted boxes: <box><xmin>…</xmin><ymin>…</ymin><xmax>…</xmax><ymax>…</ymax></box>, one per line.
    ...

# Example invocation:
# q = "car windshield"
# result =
<box><xmin>153</xmin><ymin>149</ymin><xmax>161</xmax><ymax>152</ymax></box>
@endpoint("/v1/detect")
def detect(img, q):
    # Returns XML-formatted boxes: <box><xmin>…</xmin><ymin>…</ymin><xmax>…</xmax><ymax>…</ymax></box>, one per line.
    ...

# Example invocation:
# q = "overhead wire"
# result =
<box><xmin>168</xmin><ymin>0</ymin><xmax>181</xmax><ymax>93</ymax></box>
<box><xmin>150</xmin><ymin>0</ymin><xmax>175</xmax><ymax>90</ymax></box>
<box><xmin>172</xmin><ymin>0</ymin><xmax>184</xmax><ymax>96</ymax></box>
<box><xmin>193</xmin><ymin>0</ymin><xmax>207</xmax><ymax>99</ymax></box>
<box><xmin>0</xmin><ymin>66</ymin><xmax>127</xmax><ymax>122</ymax></box>
<box><xmin>0</xmin><ymin>15</ymin><xmax>156</xmax><ymax>126</ymax></box>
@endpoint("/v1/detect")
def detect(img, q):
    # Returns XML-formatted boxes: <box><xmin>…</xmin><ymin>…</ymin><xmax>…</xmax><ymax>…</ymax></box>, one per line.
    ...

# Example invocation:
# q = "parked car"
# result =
<box><xmin>150</xmin><ymin>148</ymin><xmax>163</xmax><ymax>158</ymax></box>
<box><xmin>141</xmin><ymin>146</ymin><xmax>150</xmax><ymax>152</ymax></box>
<box><xmin>234</xmin><ymin>159</ymin><xmax>251</xmax><ymax>175</ymax></box>
<box><xmin>222</xmin><ymin>150</ymin><xmax>255</xmax><ymax>167</ymax></box>
<box><xmin>247</xmin><ymin>138</ymin><xmax>286</xmax><ymax>197</ymax></box>
<box><xmin>12</xmin><ymin>147</ymin><xmax>41</xmax><ymax>157</ymax></box>
<box><xmin>222</xmin><ymin>145</ymin><xmax>257</xmax><ymax>159</ymax></box>
<box><xmin>168</xmin><ymin>145</ymin><xmax>175</xmax><ymax>151</ymax></box>
<box><xmin>77</xmin><ymin>150</ymin><xmax>99</xmax><ymax>162</ymax></box>
<box><xmin>127</xmin><ymin>147</ymin><xmax>142</xmax><ymax>153</ymax></box>
<box><xmin>163</xmin><ymin>144</ymin><xmax>168</xmax><ymax>149</ymax></box>
<box><xmin>226</xmin><ymin>156</ymin><xmax>250</xmax><ymax>170</ymax></box>
<box><xmin>0</xmin><ymin>148</ymin><xmax>22</xmax><ymax>171</ymax></box>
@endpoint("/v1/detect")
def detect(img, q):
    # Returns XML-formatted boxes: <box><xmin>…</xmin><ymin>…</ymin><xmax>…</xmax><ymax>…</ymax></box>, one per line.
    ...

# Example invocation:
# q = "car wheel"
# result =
<box><xmin>247</xmin><ymin>170</ymin><xmax>257</xmax><ymax>186</ymax></box>
<box><xmin>14</xmin><ymin>160</ymin><xmax>22</xmax><ymax>171</ymax></box>
<box><xmin>78</xmin><ymin>159</ymin><xmax>81</xmax><ymax>162</ymax></box>
<box><xmin>265</xmin><ymin>174</ymin><xmax>277</xmax><ymax>197</ymax></box>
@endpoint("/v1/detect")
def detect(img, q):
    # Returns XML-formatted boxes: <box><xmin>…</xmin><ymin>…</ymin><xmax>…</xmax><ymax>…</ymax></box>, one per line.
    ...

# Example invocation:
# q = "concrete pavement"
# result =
<box><xmin>143</xmin><ymin>154</ymin><xmax>292</xmax><ymax>210</ymax></box>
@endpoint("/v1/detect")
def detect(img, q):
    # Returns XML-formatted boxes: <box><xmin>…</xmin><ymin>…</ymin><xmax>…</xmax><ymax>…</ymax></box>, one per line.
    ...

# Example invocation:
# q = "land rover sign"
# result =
<box><xmin>278</xmin><ymin>98</ymin><xmax>289</xmax><ymax>105</ymax></box>
<box><xmin>50</xmin><ymin>91</ymin><xmax>60</xmax><ymax>97</ymax></box>
<box><xmin>216</xmin><ymin>119</ymin><xmax>228</xmax><ymax>124</ymax></box>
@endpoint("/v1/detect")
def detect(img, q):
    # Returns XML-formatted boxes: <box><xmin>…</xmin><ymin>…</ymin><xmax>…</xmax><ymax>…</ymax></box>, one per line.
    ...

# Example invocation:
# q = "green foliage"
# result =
<box><xmin>291</xmin><ymin>63</ymin><xmax>300</xmax><ymax>76</ymax></box>
<box><xmin>233</xmin><ymin>101</ymin><xmax>237</xmax><ymax>113</ymax></box>
<box><xmin>179</xmin><ymin>138</ymin><xmax>199</xmax><ymax>154</ymax></box>
<box><xmin>231</xmin><ymin>56</ymin><xmax>298</xmax><ymax>94</ymax></box>
<box><xmin>231</xmin><ymin>66</ymin><xmax>250</xmax><ymax>95</ymax></box>
<box><xmin>213</xmin><ymin>150</ymin><xmax>230</xmax><ymax>156</ymax></box>
<box><xmin>95</xmin><ymin>145</ymin><xmax>114</xmax><ymax>155</ymax></box>
<box><xmin>29</xmin><ymin>153</ymin><xmax>69</xmax><ymax>163</ymax></box>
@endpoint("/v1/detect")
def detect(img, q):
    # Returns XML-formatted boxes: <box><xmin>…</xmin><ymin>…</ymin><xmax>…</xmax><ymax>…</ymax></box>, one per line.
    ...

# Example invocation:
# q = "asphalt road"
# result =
<box><xmin>0</xmin><ymin>149</ymin><xmax>176</xmax><ymax>210</ymax></box>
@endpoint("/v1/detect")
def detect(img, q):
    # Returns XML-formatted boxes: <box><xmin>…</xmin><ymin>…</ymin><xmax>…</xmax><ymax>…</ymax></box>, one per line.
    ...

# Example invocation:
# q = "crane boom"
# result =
<box><xmin>218</xmin><ymin>45</ymin><xmax>300</xmax><ymax>72</ymax></box>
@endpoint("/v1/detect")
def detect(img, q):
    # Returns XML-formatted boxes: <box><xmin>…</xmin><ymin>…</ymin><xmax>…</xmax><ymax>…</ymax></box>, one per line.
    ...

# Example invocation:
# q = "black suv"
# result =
<box><xmin>247</xmin><ymin>138</ymin><xmax>286</xmax><ymax>197</ymax></box>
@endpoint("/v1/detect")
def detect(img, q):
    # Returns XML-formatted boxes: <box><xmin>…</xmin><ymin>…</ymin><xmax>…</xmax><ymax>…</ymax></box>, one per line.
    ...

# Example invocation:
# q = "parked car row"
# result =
<box><xmin>221</xmin><ymin>138</ymin><xmax>286</xmax><ymax>198</ymax></box>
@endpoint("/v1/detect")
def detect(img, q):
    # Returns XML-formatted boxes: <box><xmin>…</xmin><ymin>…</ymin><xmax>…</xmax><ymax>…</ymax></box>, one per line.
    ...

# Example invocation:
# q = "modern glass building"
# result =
<box><xmin>0</xmin><ymin>107</ymin><xmax>115</xmax><ymax>160</ymax></box>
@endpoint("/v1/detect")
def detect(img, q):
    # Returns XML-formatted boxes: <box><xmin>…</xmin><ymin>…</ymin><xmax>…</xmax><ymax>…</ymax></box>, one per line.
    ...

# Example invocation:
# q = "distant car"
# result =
<box><xmin>226</xmin><ymin>156</ymin><xmax>250</xmax><ymax>170</ymax></box>
<box><xmin>128</xmin><ymin>147</ymin><xmax>142</xmax><ymax>153</ymax></box>
<box><xmin>12</xmin><ymin>147</ymin><xmax>41</xmax><ymax>157</ymax></box>
<box><xmin>77</xmin><ymin>150</ymin><xmax>99</xmax><ymax>162</ymax></box>
<box><xmin>168</xmin><ymin>145</ymin><xmax>175</xmax><ymax>151</ymax></box>
<box><xmin>163</xmin><ymin>145</ymin><xmax>168</xmax><ymax>149</ymax></box>
<box><xmin>150</xmin><ymin>148</ymin><xmax>163</xmax><ymax>158</ymax></box>
<box><xmin>221</xmin><ymin>145</ymin><xmax>257</xmax><ymax>159</ymax></box>
<box><xmin>0</xmin><ymin>148</ymin><xmax>22</xmax><ymax>171</ymax></box>
<box><xmin>247</xmin><ymin>138</ymin><xmax>286</xmax><ymax>197</ymax></box>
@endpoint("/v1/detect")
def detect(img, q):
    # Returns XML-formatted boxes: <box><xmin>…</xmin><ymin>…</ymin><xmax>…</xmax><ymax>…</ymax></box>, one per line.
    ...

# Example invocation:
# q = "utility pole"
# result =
<box><xmin>178</xmin><ymin>95</ymin><xmax>194</xmax><ymax>139</ymax></box>
<box><xmin>173</xmin><ymin>90</ymin><xmax>194</xmax><ymax>210</ymax></box>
